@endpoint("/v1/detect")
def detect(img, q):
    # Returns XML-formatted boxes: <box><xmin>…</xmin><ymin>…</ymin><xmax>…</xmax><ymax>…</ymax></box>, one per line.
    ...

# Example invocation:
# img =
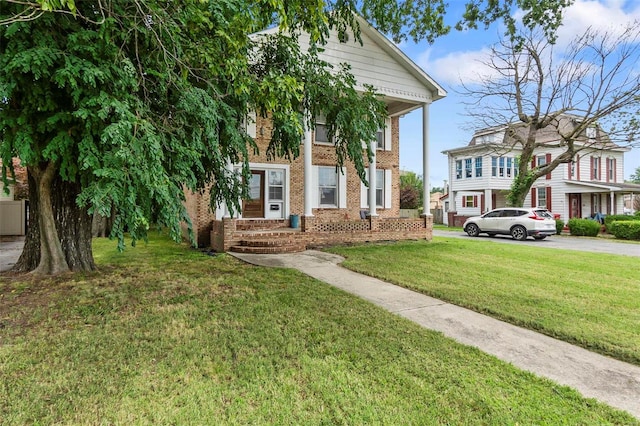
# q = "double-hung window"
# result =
<box><xmin>491</xmin><ymin>157</ymin><xmax>497</xmax><ymax>177</ymax></box>
<box><xmin>475</xmin><ymin>157</ymin><xmax>482</xmax><ymax>177</ymax></box>
<box><xmin>456</xmin><ymin>160</ymin><xmax>462</xmax><ymax>179</ymax></box>
<box><xmin>498</xmin><ymin>157</ymin><xmax>505</xmax><ymax>177</ymax></box>
<box><xmin>375</xmin><ymin>170</ymin><xmax>384</xmax><ymax>207</ymax></box>
<box><xmin>318</xmin><ymin>167</ymin><xmax>338</xmax><ymax>207</ymax></box>
<box><xmin>465</xmin><ymin>158</ymin><xmax>472</xmax><ymax>178</ymax></box>
<box><xmin>315</xmin><ymin>123</ymin><xmax>333</xmax><ymax>144</ymax></box>
<box><xmin>506</xmin><ymin>158</ymin><xmax>512</xmax><ymax>177</ymax></box>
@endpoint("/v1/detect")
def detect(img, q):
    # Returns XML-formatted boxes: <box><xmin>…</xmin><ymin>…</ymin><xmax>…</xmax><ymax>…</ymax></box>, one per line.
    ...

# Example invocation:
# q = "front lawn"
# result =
<box><xmin>328</xmin><ymin>237</ymin><xmax>640</xmax><ymax>365</ymax></box>
<box><xmin>0</xmin><ymin>234</ymin><xmax>635</xmax><ymax>424</ymax></box>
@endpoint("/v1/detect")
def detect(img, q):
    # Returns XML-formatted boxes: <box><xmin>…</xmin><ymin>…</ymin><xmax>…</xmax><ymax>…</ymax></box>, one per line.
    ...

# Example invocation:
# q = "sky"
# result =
<box><xmin>396</xmin><ymin>0</ymin><xmax>640</xmax><ymax>188</ymax></box>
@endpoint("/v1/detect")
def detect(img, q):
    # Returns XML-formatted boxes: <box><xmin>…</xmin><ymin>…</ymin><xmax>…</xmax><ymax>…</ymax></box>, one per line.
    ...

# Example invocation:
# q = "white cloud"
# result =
<box><xmin>555</xmin><ymin>0</ymin><xmax>640</xmax><ymax>47</ymax></box>
<box><xmin>419</xmin><ymin>0</ymin><xmax>640</xmax><ymax>88</ymax></box>
<box><xmin>417</xmin><ymin>47</ymin><xmax>498</xmax><ymax>87</ymax></box>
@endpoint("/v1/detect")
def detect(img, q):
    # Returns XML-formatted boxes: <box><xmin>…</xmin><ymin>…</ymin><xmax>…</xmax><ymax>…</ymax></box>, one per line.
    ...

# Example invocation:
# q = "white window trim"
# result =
<box><xmin>246</xmin><ymin>110</ymin><xmax>256</xmax><ymax>139</ymax></box>
<box><xmin>313</xmin><ymin>165</ymin><xmax>346</xmax><ymax>209</ymax></box>
<box><xmin>360</xmin><ymin>169</ymin><xmax>392</xmax><ymax>209</ymax></box>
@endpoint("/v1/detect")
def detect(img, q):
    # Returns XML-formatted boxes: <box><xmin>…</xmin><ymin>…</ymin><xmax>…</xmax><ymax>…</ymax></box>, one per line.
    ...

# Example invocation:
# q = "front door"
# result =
<box><xmin>569</xmin><ymin>194</ymin><xmax>581</xmax><ymax>219</ymax></box>
<box><xmin>243</xmin><ymin>170</ymin><xmax>265</xmax><ymax>218</ymax></box>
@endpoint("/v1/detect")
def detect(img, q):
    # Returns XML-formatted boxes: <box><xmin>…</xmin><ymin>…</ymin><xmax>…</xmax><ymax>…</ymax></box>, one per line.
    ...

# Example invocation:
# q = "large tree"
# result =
<box><xmin>460</xmin><ymin>25</ymin><xmax>640</xmax><ymax>207</ymax></box>
<box><xmin>1</xmin><ymin>0</ymin><xmax>575</xmax><ymax>275</ymax></box>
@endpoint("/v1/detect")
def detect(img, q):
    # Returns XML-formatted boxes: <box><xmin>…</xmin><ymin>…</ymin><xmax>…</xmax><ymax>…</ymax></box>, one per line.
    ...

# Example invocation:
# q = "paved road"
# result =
<box><xmin>433</xmin><ymin>229</ymin><xmax>640</xmax><ymax>257</ymax></box>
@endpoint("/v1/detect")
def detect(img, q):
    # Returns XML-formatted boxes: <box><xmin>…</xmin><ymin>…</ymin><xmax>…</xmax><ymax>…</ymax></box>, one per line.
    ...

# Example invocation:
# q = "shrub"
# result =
<box><xmin>555</xmin><ymin>219</ymin><xmax>565</xmax><ymax>235</ymax></box>
<box><xmin>608</xmin><ymin>220</ymin><xmax>640</xmax><ymax>240</ymax></box>
<box><xmin>603</xmin><ymin>214</ymin><xmax>637</xmax><ymax>231</ymax></box>
<box><xmin>567</xmin><ymin>218</ymin><xmax>600</xmax><ymax>237</ymax></box>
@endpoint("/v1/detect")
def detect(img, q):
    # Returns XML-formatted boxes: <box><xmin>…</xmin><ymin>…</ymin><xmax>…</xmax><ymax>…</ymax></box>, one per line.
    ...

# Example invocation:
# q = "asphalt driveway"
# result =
<box><xmin>433</xmin><ymin>229</ymin><xmax>640</xmax><ymax>257</ymax></box>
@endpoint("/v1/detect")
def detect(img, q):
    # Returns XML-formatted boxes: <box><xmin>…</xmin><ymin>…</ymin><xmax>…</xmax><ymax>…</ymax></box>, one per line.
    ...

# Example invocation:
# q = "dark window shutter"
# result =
<box><xmin>546</xmin><ymin>187</ymin><xmax>552</xmax><ymax>211</ymax></box>
<box><xmin>545</xmin><ymin>153</ymin><xmax>552</xmax><ymax>179</ymax></box>
<box><xmin>531</xmin><ymin>188</ymin><xmax>537</xmax><ymax>207</ymax></box>
<box><xmin>531</xmin><ymin>157</ymin><xmax>536</xmax><ymax>169</ymax></box>
<box><xmin>613</xmin><ymin>159</ymin><xmax>617</xmax><ymax>182</ymax></box>
<box><xmin>591</xmin><ymin>157</ymin><xmax>595</xmax><ymax>180</ymax></box>
<box><xmin>480</xmin><ymin>194</ymin><xmax>485</xmax><ymax>212</ymax></box>
<box><xmin>606</xmin><ymin>158</ymin><xmax>610</xmax><ymax>182</ymax></box>
<box><xmin>473</xmin><ymin>196</ymin><xmax>478</xmax><ymax>208</ymax></box>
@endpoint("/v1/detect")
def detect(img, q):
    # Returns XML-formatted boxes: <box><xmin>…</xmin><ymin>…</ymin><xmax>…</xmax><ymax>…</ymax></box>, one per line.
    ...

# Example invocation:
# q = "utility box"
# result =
<box><xmin>0</xmin><ymin>199</ymin><xmax>26</xmax><ymax>236</ymax></box>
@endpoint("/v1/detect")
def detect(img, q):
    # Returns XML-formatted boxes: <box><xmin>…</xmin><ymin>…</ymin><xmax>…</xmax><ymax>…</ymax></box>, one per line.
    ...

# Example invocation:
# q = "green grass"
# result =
<box><xmin>327</xmin><ymin>237</ymin><xmax>640</xmax><ymax>365</ymax></box>
<box><xmin>0</xmin><ymin>234</ymin><xmax>637</xmax><ymax>424</ymax></box>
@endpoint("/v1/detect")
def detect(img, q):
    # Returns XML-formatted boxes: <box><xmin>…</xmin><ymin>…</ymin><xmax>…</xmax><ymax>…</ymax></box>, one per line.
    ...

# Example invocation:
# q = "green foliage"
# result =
<box><xmin>0</xmin><ymin>0</ymin><xmax>576</xmax><ymax>258</ymax></box>
<box><xmin>567</xmin><ymin>218</ymin><xmax>600</xmax><ymax>237</ymax></box>
<box><xmin>555</xmin><ymin>218</ymin><xmax>564</xmax><ymax>234</ymax></box>
<box><xmin>507</xmin><ymin>169</ymin><xmax>536</xmax><ymax>206</ymax></box>
<box><xmin>399</xmin><ymin>171</ymin><xmax>423</xmax><ymax>209</ymax></box>
<box><xmin>604</xmin><ymin>214</ymin><xmax>637</xmax><ymax>230</ymax></box>
<box><xmin>608</xmin><ymin>221</ymin><xmax>640</xmax><ymax>240</ymax></box>
<box><xmin>628</xmin><ymin>166</ymin><xmax>640</xmax><ymax>183</ymax></box>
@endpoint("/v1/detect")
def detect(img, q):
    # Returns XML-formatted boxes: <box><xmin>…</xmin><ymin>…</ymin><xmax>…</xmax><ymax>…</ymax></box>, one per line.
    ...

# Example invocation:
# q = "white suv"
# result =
<box><xmin>463</xmin><ymin>208</ymin><xmax>557</xmax><ymax>241</ymax></box>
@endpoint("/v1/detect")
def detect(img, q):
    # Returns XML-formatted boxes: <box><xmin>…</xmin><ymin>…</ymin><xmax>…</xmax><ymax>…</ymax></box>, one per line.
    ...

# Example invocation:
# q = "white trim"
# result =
<box><xmin>384</xmin><ymin>117</ymin><xmax>392</xmax><ymax>151</ymax></box>
<box><xmin>246</xmin><ymin>111</ymin><xmax>256</xmax><ymax>139</ymax></box>
<box><xmin>339</xmin><ymin>167</ymin><xmax>347</xmax><ymax>209</ymax></box>
<box><xmin>361</xmin><ymin>170</ymin><xmax>369</xmax><ymax>208</ymax></box>
<box><xmin>231</xmin><ymin>163</ymin><xmax>290</xmax><ymax>219</ymax></box>
<box><xmin>384</xmin><ymin>169</ymin><xmax>392</xmax><ymax>209</ymax></box>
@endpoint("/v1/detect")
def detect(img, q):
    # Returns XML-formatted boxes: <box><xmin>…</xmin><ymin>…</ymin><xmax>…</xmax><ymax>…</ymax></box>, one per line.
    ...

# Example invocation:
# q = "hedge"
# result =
<box><xmin>567</xmin><ymin>218</ymin><xmax>600</xmax><ymax>237</ymax></box>
<box><xmin>608</xmin><ymin>220</ymin><xmax>640</xmax><ymax>240</ymax></box>
<box><xmin>603</xmin><ymin>214</ymin><xmax>637</xmax><ymax>229</ymax></box>
<box><xmin>555</xmin><ymin>219</ymin><xmax>565</xmax><ymax>235</ymax></box>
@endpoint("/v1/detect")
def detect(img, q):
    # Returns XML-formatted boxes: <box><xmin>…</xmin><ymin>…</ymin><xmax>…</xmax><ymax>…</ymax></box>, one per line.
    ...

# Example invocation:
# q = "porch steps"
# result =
<box><xmin>229</xmin><ymin>228</ymin><xmax>307</xmax><ymax>254</ymax></box>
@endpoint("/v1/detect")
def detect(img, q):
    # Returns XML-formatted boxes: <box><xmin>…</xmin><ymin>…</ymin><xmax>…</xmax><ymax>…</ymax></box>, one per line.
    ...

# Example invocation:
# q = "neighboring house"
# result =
<box><xmin>0</xmin><ymin>158</ymin><xmax>27</xmax><ymax>236</ymax></box>
<box><xmin>184</xmin><ymin>16</ymin><xmax>446</xmax><ymax>252</ymax></box>
<box><xmin>441</xmin><ymin>115</ymin><xmax>640</xmax><ymax>226</ymax></box>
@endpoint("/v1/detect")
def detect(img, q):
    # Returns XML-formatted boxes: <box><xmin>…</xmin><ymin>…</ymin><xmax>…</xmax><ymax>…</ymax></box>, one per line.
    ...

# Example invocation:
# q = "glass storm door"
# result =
<box><xmin>243</xmin><ymin>170</ymin><xmax>265</xmax><ymax>218</ymax></box>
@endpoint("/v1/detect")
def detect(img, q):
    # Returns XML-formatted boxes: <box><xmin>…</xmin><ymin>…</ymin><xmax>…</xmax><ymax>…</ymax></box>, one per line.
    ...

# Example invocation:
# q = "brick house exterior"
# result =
<box><xmin>184</xmin><ymin>17</ymin><xmax>446</xmax><ymax>252</ymax></box>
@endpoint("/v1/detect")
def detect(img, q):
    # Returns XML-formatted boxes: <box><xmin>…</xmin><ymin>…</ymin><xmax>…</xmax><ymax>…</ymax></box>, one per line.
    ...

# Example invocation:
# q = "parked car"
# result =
<box><xmin>463</xmin><ymin>207</ymin><xmax>557</xmax><ymax>241</ymax></box>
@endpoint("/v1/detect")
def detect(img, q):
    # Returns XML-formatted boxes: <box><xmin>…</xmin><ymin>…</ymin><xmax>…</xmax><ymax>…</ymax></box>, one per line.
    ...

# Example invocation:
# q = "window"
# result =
<box><xmin>499</xmin><ymin>157</ymin><xmax>505</xmax><ymax>177</ymax></box>
<box><xmin>464</xmin><ymin>195</ymin><xmax>476</xmax><ymax>208</ymax></box>
<box><xmin>465</xmin><ymin>158</ymin><xmax>472</xmax><ymax>178</ymax></box>
<box><xmin>514</xmin><ymin>157</ymin><xmax>519</xmax><ymax>177</ymax></box>
<box><xmin>592</xmin><ymin>157</ymin><xmax>601</xmax><ymax>180</ymax></box>
<box><xmin>537</xmin><ymin>155</ymin><xmax>547</xmax><ymax>167</ymax></box>
<box><xmin>375</xmin><ymin>170</ymin><xmax>384</xmax><ymax>207</ymax></box>
<box><xmin>315</xmin><ymin>123</ymin><xmax>332</xmax><ymax>144</ymax></box>
<box><xmin>475</xmin><ymin>157</ymin><xmax>482</xmax><ymax>177</ymax></box>
<box><xmin>506</xmin><ymin>157</ymin><xmax>512</xmax><ymax>177</ymax></box>
<box><xmin>376</xmin><ymin>128</ymin><xmax>384</xmax><ymax>150</ymax></box>
<box><xmin>491</xmin><ymin>157</ymin><xmax>497</xmax><ymax>177</ymax></box>
<box><xmin>268</xmin><ymin>170</ymin><xmax>284</xmax><ymax>201</ymax></box>
<box><xmin>456</xmin><ymin>160</ymin><xmax>462</xmax><ymax>179</ymax></box>
<box><xmin>318</xmin><ymin>167</ymin><xmax>337</xmax><ymax>207</ymax></box>
<box><xmin>537</xmin><ymin>188</ymin><xmax>547</xmax><ymax>209</ymax></box>
<box><xmin>586</xmin><ymin>126</ymin><xmax>596</xmax><ymax>139</ymax></box>
<box><xmin>569</xmin><ymin>161</ymin><xmax>576</xmax><ymax>179</ymax></box>
<box><xmin>608</xmin><ymin>158</ymin><xmax>615</xmax><ymax>182</ymax></box>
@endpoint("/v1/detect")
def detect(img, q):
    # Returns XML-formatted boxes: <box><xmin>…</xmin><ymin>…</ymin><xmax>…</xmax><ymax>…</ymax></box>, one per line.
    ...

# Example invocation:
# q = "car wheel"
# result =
<box><xmin>511</xmin><ymin>225</ymin><xmax>527</xmax><ymax>241</ymax></box>
<box><xmin>465</xmin><ymin>223</ymin><xmax>480</xmax><ymax>237</ymax></box>
<box><xmin>533</xmin><ymin>235</ymin><xmax>547</xmax><ymax>240</ymax></box>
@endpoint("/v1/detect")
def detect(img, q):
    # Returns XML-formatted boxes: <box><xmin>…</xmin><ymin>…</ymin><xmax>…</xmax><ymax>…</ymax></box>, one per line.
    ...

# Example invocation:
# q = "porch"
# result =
<box><xmin>212</xmin><ymin>216</ymin><xmax>433</xmax><ymax>254</ymax></box>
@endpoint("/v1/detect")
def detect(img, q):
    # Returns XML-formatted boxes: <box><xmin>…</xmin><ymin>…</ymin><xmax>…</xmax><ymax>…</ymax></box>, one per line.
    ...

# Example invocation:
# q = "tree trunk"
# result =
<box><xmin>13</xmin><ymin>164</ymin><xmax>96</xmax><ymax>274</ymax></box>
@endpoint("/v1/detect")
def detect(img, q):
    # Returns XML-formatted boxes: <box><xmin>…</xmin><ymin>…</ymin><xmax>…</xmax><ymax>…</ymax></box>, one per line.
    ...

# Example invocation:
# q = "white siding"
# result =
<box><xmin>296</xmin><ymin>31</ymin><xmax>432</xmax><ymax>103</ymax></box>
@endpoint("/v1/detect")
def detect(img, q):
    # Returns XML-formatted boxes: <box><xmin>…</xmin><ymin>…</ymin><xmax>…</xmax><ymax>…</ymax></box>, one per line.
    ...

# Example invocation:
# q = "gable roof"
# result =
<box><xmin>252</xmin><ymin>16</ymin><xmax>446</xmax><ymax>115</ymax></box>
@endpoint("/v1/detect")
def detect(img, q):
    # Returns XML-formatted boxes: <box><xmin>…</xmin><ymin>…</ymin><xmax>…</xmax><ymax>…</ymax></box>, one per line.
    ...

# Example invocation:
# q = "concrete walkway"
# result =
<box><xmin>230</xmin><ymin>249</ymin><xmax>640</xmax><ymax>419</ymax></box>
<box><xmin>0</xmin><ymin>236</ymin><xmax>24</xmax><ymax>272</ymax></box>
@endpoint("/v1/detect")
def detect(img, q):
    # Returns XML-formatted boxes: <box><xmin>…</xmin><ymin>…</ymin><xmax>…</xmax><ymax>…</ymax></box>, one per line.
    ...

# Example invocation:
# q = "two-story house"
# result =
<box><xmin>183</xmin><ymin>16</ymin><xmax>447</xmax><ymax>252</ymax></box>
<box><xmin>442</xmin><ymin>115</ymin><xmax>640</xmax><ymax>226</ymax></box>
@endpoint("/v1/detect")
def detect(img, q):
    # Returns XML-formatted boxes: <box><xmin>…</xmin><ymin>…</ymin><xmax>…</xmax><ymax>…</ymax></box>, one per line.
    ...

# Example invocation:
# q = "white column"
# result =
<box><xmin>368</xmin><ymin>140</ymin><xmax>378</xmax><ymax>216</ymax></box>
<box><xmin>422</xmin><ymin>102</ymin><xmax>432</xmax><ymax>216</ymax></box>
<box><xmin>484</xmin><ymin>189</ymin><xmax>492</xmax><ymax>212</ymax></box>
<box><xmin>304</xmin><ymin>112</ymin><xmax>314</xmax><ymax>217</ymax></box>
<box><xmin>223</xmin><ymin>160</ymin><xmax>234</xmax><ymax>218</ymax></box>
<box><xmin>610</xmin><ymin>191</ymin><xmax>615</xmax><ymax>215</ymax></box>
